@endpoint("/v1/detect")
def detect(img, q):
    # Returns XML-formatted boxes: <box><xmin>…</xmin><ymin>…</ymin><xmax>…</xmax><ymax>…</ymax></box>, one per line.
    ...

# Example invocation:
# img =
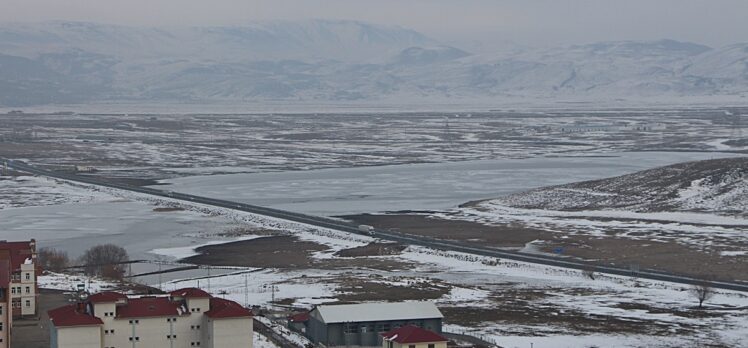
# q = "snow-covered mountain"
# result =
<box><xmin>495</xmin><ymin>157</ymin><xmax>748</xmax><ymax>217</ymax></box>
<box><xmin>1</xmin><ymin>21</ymin><xmax>748</xmax><ymax>106</ymax></box>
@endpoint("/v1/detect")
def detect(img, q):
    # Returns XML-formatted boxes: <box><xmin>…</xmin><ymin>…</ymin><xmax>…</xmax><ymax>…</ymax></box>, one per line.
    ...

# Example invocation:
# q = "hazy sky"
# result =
<box><xmin>3</xmin><ymin>0</ymin><xmax>748</xmax><ymax>48</ymax></box>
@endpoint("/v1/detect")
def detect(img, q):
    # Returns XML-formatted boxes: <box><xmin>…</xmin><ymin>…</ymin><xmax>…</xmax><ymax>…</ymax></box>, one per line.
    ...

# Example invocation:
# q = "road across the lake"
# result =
<box><xmin>5</xmin><ymin>158</ymin><xmax>748</xmax><ymax>292</ymax></box>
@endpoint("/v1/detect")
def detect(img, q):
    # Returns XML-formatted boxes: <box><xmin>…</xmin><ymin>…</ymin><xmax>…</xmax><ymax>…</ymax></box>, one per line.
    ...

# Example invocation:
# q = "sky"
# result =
<box><xmin>3</xmin><ymin>0</ymin><xmax>748</xmax><ymax>48</ymax></box>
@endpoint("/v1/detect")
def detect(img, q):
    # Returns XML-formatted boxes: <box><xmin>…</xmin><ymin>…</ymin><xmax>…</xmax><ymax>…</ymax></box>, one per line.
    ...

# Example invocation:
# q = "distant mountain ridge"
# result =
<box><xmin>1</xmin><ymin>20</ymin><xmax>748</xmax><ymax>106</ymax></box>
<box><xmin>494</xmin><ymin>157</ymin><xmax>748</xmax><ymax>217</ymax></box>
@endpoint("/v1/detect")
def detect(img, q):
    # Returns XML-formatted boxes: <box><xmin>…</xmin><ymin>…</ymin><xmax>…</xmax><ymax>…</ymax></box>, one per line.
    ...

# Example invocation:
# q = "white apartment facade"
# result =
<box><xmin>10</xmin><ymin>261</ymin><xmax>37</xmax><ymax>317</ymax></box>
<box><xmin>48</xmin><ymin>288</ymin><xmax>253</xmax><ymax>348</ymax></box>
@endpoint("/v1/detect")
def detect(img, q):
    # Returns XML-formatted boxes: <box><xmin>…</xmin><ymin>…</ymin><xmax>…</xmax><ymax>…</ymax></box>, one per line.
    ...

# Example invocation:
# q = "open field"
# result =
<box><xmin>343</xmin><ymin>211</ymin><xmax>748</xmax><ymax>282</ymax></box>
<box><xmin>3</xmin><ymin>108</ymin><xmax>748</xmax><ymax>347</ymax></box>
<box><xmin>1</xmin><ymin>108</ymin><xmax>746</xmax><ymax>182</ymax></box>
<box><xmin>6</xmin><ymin>175</ymin><xmax>743</xmax><ymax>347</ymax></box>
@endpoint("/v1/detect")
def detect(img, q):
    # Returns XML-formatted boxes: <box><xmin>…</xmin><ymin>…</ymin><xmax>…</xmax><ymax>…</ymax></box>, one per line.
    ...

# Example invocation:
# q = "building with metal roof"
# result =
<box><xmin>303</xmin><ymin>302</ymin><xmax>443</xmax><ymax>347</ymax></box>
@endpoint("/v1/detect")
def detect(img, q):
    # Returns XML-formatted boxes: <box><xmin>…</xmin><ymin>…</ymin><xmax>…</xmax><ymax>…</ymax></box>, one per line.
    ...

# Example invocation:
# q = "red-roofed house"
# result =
<box><xmin>48</xmin><ymin>288</ymin><xmax>253</xmax><ymax>348</ymax></box>
<box><xmin>381</xmin><ymin>325</ymin><xmax>448</xmax><ymax>348</ymax></box>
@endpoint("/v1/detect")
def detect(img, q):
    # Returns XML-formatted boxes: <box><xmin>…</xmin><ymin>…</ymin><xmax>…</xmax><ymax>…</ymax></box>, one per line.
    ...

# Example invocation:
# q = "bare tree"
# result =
<box><xmin>691</xmin><ymin>281</ymin><xmax>714</xmax><ymax>309</ymax></box>
<box><xmin>80</xmin><ymin>244</ymin><xmax>129</xmax><ymax>280</ymax></box>
<box><xmin>38</xmin><ymin>247</ymin><xmax>70</xmax><ymax>273</ymax></box>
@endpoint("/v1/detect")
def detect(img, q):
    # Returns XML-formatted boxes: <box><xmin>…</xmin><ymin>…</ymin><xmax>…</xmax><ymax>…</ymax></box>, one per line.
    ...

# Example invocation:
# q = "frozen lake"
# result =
<box><xmin>157</xmin><ymin>151</ymin><xmax>742</xmax><ymax>216</ymax></box>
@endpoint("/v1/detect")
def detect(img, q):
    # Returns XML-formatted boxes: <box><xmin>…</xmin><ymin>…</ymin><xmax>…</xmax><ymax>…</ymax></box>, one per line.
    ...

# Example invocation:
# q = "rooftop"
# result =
<box><xmin>170</xmin><ymin>287</ymin><xmax>211</xmax><ymax>299</ymax></box>
<box><xmin>288</xmin><ymin>312</ymin><xmax>310</xmax><ymax>323</ymax></box>
<box><xmin>87</xmin><ymin>291</ymin><xmax>128</xmax><ymax>303</ymax></box>
<box><xmin>48</xmin><ymin>304</ymin><xmax>104</xmax><ymax>328</ymax></box>
<box><xmin>382</xmin><ymin>325</ymin><xmax>447</xmax><ymax>344</ymax></box>
<box><xmin>116</xmin><ymin>296</ymin><xmax>187</xmax><ymax>319</ymax></box>
<box><xmin>204</xmin><ymin>297</ymin><xmax>253</xmax><ymax>319</ymax></box>
<box><xmin>48</xmin><ymin>288</ymin><xmax>252</xmax><ymax>327</ymax></box>
<box><xmin>313</xmin><ymin>301</ymin><xmax>443</xmax><ymax>324</ymax></box>
<box><xmin>0</xmin><ymin>240</ymin><xmax>35</xmax><ymax>272</ymax></box>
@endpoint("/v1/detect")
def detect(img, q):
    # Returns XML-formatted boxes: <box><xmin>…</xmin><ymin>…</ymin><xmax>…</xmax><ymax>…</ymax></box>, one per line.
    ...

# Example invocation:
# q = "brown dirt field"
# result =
<box><xmin>440</xmin><ymin>305</ymin><xmax>697</xmax><ymax>336</ymax></box>
<box><xmin>182</xmin><ymin>235</ymin><xmax>329</xmax><ymax>268</ymax></box>
<box><xmin>343</xmin><ymin>213</ymin><xmax>552</xmax><ymax>248</ymax></box>
<box><xmin>334</xmin><ymin>242</ymin><xmax>406</xmax><ymax>257</ymax></box>
<box><xmin>215</xmin><ymin>226</ymin><xmax>279</xmax><ymax>237</ymax></box>
<box><xmin>152</xmin><ymin>206</ymin><xmax>185</xmax><ymax>212</ymax></box>
<box><xmin>342</xmin><ymin>213</ymin><xmax>748</xmax><ymax>281</ymax></box>
<box><xmin>182</xmin><ymin>234</ymin><xmax>416</xmax><ymax>271</ymax></box>
<box><xmin>334</xmin><ymin>277</ymin><xmax>450</xmax><ymax>302</ymax></box>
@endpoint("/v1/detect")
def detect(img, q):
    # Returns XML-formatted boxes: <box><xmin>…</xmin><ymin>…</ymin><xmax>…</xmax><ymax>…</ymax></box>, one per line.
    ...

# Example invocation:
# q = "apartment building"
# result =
<box><xmin>48</xmin><ymin>288</ymin><xmax>254</xmax><ymax>348</ymax></box>
<box><xmin>0</xmin><ymin>240</ymin><xmax>38</xmax><ymax>318</ymax></box>
<box><xmin>0</xmin><ymin>239</ymin><xmax>39</xmax><ymax>348</ymax></box>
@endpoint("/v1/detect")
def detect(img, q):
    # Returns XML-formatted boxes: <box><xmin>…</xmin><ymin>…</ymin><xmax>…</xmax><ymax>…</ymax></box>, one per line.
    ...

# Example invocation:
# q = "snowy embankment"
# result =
<box><xmin>494</xmin><ymin>157</ymin><xmax>748</xmax><ymax>218</ymax></box>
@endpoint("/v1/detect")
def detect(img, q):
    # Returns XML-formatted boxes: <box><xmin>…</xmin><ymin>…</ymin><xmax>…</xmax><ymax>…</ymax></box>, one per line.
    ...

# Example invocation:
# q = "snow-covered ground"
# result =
<box><xmin>253</xmin><ymin>331</ymin><xmax>281</xmax><ymax>348</ymax></box>
<box><xmin>4</xmin><ymin>151</ymin><xmax>747</xmax><ymax>347</ymax></box>
<box><xmin>39</xmin><ymin>272</ymin><xmax>119</xmax><ymax>293</ymax></box>
<box><xmin>147</xmin><ymin>224</ymin><xmax>748</xmax><ymax>348</ymax></box>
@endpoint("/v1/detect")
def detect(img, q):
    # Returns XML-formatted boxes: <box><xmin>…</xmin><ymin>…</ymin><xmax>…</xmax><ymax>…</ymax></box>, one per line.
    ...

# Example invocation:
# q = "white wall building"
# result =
<box><xmin>48</xmin><ymin>288</ymin><xmax>254</xmax><ymax>348</ymax></box>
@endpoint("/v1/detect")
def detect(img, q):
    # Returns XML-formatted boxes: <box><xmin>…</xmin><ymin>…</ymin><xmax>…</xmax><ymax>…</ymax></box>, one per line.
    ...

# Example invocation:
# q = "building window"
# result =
<box><xmin>1</xmin><ymin>322</ymin><xmax>4</xmax><ymax>331</ymax></box>
<box><xmin>428</xmin><ymin>344</ymin><xmax>435</xmax><ymax>348</ymax></box>
<box><xmin>409</xmin><ymin>345</ymin><xmax>415</xmax><ymax>348</ymax></box>
<box><xmin>129</xmin><ymin>320</ymin><xmax>140</xmax><ymax>324</ymax></box>
<box><xmin>25</xmin><ymin>300</ymin><xmax>30</xmax><ymax>307</ymax></box>
<box><xmin>191</xmin><ymin>342</ymin><xmax>201</xmax><ymax>346</ymax></box>
<box><xmin>129</xmin><ymin>337</ymin><xmax>140</xmax><ymax>341</ymax></box>
<box><xmin>10</xmin><ymin>288</ymin><xmax>15</xmax><ymax>295</ymax></box>
<box><xmin>25</xmin><ymin>273</ymin><xmax>30</xmax><ymax>280</ymax></box>
<box><xmin>167</xmin><ymin>334</ymin><xmax>177</xmax><ymax>339</ymax></box>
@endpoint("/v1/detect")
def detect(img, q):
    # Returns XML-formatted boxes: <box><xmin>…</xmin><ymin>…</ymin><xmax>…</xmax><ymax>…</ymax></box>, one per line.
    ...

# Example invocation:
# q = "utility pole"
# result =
<box><xmin>244</xmin><ymin>274</ymin><xmax>249</xmax><ymax>308</ymax></box>
<box><xmin>271</xmin><ymin>284</ymin><xmax>275</xmax><ymax>306</ymax></box>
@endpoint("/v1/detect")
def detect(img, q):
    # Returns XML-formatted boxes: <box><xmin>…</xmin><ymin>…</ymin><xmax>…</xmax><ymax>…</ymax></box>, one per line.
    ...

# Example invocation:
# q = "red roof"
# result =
<box><xmin>48</xmin><ymin>304</ymin><xmax>103</xmax><ymax>327</ymax></box>
<box><xmin>88</xmin><ymin>291</ymin><xmax>128</xmax><ymax>303</ymax></box>
<box><xmin>0</xmin><ymin>240</ymin><xmax>35</xmax><ymax>272</ymax></box>
<box><xmin>0</xmin><ymin>260</ymin><xmax>10</xmax><ymax>286</ymax></box>
<box><xmin>382</xmin><ymin>325</ymin><xmax>447</xmax><ymax>344</ymax></box>
<box><xmin>170</xmin><ymin>287</ymin><xmax>211</xmax><ymax>299</ymax></box>
<box><xmin>116</xmin><ymin>297</ymin><xmax>188</xmax><ymax>319</ymax></box>
<box><xmin>204</xmin><ymin>298</ymin><xmax>253</xmax><ymax>319</ymax></box>
<box><xmin>288</xmin><ymin>312</ymin><xmax>310</xmax><ymax>323</ymax></box>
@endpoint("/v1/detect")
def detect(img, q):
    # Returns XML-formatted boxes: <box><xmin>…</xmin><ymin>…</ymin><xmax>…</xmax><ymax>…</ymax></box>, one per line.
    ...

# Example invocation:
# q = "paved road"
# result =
<box><xmin>4</xmin><ymin>158</ymin><xmax>748</xmax><ymax>292</ymax></box>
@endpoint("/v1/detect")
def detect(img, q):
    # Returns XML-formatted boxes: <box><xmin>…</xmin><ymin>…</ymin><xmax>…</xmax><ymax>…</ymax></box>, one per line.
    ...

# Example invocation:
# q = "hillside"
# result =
<box><xmin>2</xmin><ymin>21</ymin><xmax>748</xmax><ymax>106</ymax></box>
<box><xmin>495</xmin><ymin>157</ymin><xmax>748</xmax><ymax>217</ymax></box>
